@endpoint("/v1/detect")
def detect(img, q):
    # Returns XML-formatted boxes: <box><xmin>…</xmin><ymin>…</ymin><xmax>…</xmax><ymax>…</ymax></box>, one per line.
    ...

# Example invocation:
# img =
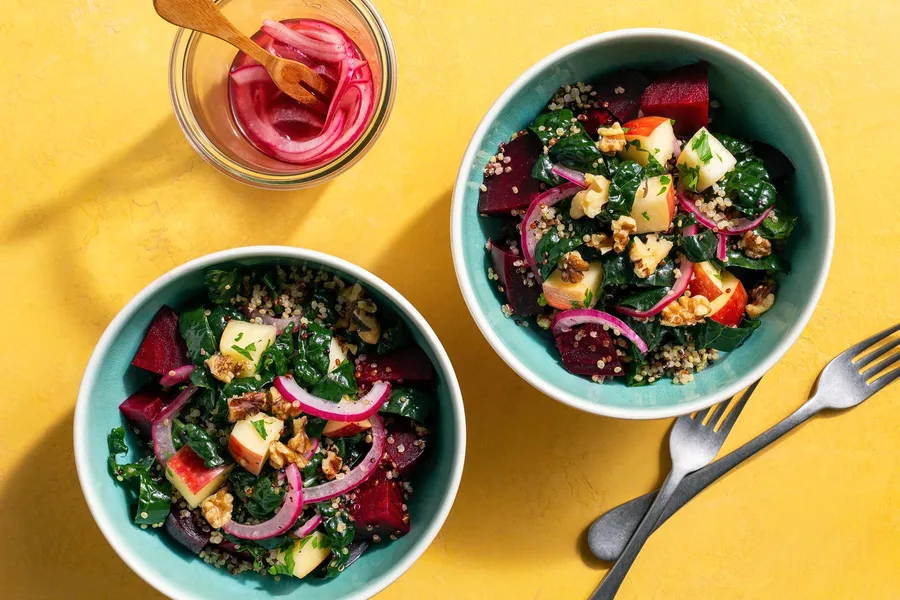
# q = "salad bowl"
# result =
<box><xmin>451</xmin><ymin>29</ymin><xmax>834</xmax><ymax>419</ymax></box>
<box><xmin>74</xmin><ymin>246</ymin><xmax>465</xmax><ymax>600</ymax></box>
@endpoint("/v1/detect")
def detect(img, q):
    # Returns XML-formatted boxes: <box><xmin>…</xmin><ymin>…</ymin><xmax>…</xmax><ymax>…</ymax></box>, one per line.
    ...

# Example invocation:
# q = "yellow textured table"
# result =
<box><xmin>3</xmin><ymin>1</ymin><xmax>900</xmax><ymax>598</ymax></box>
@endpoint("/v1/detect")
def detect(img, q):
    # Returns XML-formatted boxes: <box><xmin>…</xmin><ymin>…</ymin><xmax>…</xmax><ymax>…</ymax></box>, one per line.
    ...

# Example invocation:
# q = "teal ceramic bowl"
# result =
<box><xmin>74</xmin><ymin>247</ymin><xmax>466</xmax><ymax>600</ymax></box>
<box><xmin>451</xmin><ymin>29</ymin><xmax>834</xmax><ymax>419</ymax></box>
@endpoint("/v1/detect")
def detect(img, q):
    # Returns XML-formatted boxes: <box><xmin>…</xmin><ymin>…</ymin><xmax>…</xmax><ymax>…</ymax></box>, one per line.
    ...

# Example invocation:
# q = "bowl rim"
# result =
<box><xmin>73</xmin><ymin>246</ymin><xmax>466</xmax><ymax>600</ymax></box>
<box><xmin>450</xmin><ymin>27</ymin><xmax>834</xmax><ymax>420</ymax></box>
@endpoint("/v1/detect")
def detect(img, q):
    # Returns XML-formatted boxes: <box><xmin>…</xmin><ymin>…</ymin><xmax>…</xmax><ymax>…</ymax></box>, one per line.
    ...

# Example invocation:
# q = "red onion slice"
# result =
<box><xmin>291</xmin><ymin>512</ymin><xmax>323</xmax><ymax>538</ymax></box>
<box><xmin>677</xmin><ymin>190</ymin><xmax>774</xmax><ymax>234</ymax></box>
<box><xmin>230</xmin><ymin>64</ymin><xmax>272</xmax><ymax>86</ymax></box>
<box><xmin>716</xmin><ymin>233</ymin><xmax>728</xmax><ymax>261</ymax></box>
<box><xmin>160</xmin><ymin>365</ymin><xmax>196</xmax><ymax>388</ymax></box>
<box><xmin>615</xmin><ymin>225</ymin><xmax>699</xmax><ymax>319</ymax></box>
<box><xmin>262</xmin><ymin>19</ymin><xmax>348</xmax><ymax>63</ymax></box>
<box><xmin>304</xmin><ymin>438</ymin><xmax>320</xmax><ymax>461</ymax></box>
<box><xmin>270</xmin><ymin>104</ymin><xmax>325</xmax><ymax>129</ymax></box>
<box><xmin>302</xmin><ymin>415</ymin><xmax>386</xmax><ymax>504</ymax></box>
<box><xmin>223</xmin><ymin>464</ymin><xmax>303</xmax><ymax>541</ymax></box>
<box><xmin>243</xmin><ymin>308</ymin><xmax>303</xmax><ymax>335</ymax></box>
<box><xmin>520</xmin><ymin>183</ymin><xmax>583</xmax><ymax>280</ymax></box>
<box><xmin>550</xmin><ymin>164</ymin><xmax>588</xmax><ymax>187</ymax></box>
<box><xmin>274</xmin><ymin>377</ymin><xmax>390</xmax><ymax>422</ymax></box>
<box><xmin>150</xmin><ymin>385</ymin><xmax>198</xmax><ymax>467</ymax></box>
<box><xmin>551</xmin><ymin>309</ymin><xmax>649</xmax><ymax>354</ymax></box>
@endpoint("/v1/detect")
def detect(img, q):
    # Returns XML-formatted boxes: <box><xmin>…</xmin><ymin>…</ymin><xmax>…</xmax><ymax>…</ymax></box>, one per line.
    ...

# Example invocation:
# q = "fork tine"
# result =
<box><xmin>857</xmin><ymin>337</ymin><xmax>900</xmax><ymax>370</ymax></box>
<box><xmin>717</xmin><ymin>387</ymin><xmax>752</xmax><ymax>436</ymax></box>
<box><xmin>694</xmin><ymin>407</ymin><xmax>712</xmax><ymax>423</ymax></box>
<box><xmin>848</xmin><ymin>323</ymin><xmax>900</xmax><ymax>359</ymax></box>
<box><xmin>865</xmin><ymin>350</ymin><xmax>900</xmax><ymax>380</ymax></box>
<box><xmin>707</xmin><ymin>400</ymin><xmax>730</xmax><ymax>427</ymax></box>
<box><xmin>871</xmin><ymin>364</ymin><xmax>900</xmax><ymax>392</ymax></box>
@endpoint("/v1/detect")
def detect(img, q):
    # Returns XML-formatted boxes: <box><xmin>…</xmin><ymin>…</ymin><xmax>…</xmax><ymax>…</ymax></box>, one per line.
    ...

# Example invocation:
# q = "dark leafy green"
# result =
<box><xmin>305</xmin><ymin>416</ymin><xmax>328</xmax><ymax>440</ymax></box>
<box><xmin>531</xmin><ymin>153</ymin><xmax>563</xmax><ymax>186</ymax></box>
<box><xmin>713</xmin><ymin>133</ymin><xmax>754</xmax><ymax>160</ymax></box>
<box><xmin>376</xmin><ymin>318</ymin><xmax>410</xmax><ymax>355</ymax></box>
<box><xmin>205</xmin><ymin>269</ymin><xmax>242</xmax><ymax>304</ymax></box>
<box><xmin>757</xmin><ymin>205</ymin><xmax>797</xmax><ymax>240</ymax></box>
<box><xmin>258</xmin><ymin>323</ymin><xmax>296</xmax><ymax>377</ymax></box>
<box><xmin>721</xmin><ymin>157</ymin><xmax>778</xmax><ymax>218</ymax></box>
<box><xmin>179</xmin><ymin>308</ymin><xmax>217</xmax><ymax>365</ymax></box>
<box><xmin>620</xmin><ymin>316</ymin><xmax>666</xmax><ymax>355</ymax></box>
<box><xmin>529</xmin><ymin>109</ymin><xmax>578</xmax><ymax>146</ymax></box>
<box><xmin>231</xmin><ymin>471</ymin><xmax>285</xmax><ymax>519</ymax></box>
<box><xmin>723</xmin><ymin>248</ymin><xmax>789</xmax><ymax>272</ymax></box>
<box><xmin>318</xmin><ymin>500</ymin><xmax>355</xmax><ymax>578</ymax></box>
<box><xmin>208</xmin><ymin>305</ymin><xmax>245</xmax><ymax>341</ymax></box>
<box><xmin>618</xmin><ymin>287</ymin><xmax>669</xmax><ymax>312</ymax></box>
<box><xmin>529</xmin><ymin>109</ymin><xmax>604</xmax><ymax>174</ymax></box>
<box><xmin>380</xmin><ymin>388</ymin><xmax>435</xmax><ymax>422</ymax></box>
<box><xmin>605</xmin><ymin>158</ymin><xmax>645</xmax><ymax>218</ymax></box>
<box><xmin>107</xmin><ymin>427</ymin><xmax>171</xmax><ymax>526</ymax></box>
<box><xmin>307</xmin><ymin>289</ymin><xmax>338</xmax><ymax>326</ymax></box>
<box><xmin>294</xmin><ymin>322</ymin><xmax>332</xmax><ymax>387</ymax></box>
<box><xmin>173</xmin><ymin>420</ymin><xmax>226</xmax><ymax>468</ymax></box>
<box><xmin>681</xmin><ymin>228</ymin><xmax>720</xmax><ymax>263</ymax></box>
<box><xmin>534</xmin><ymin>229</ymin><xmax>583</xmax><ymax>281</ymax></box>
<box><xmin>691</xmin><ymin>319</ymin><xmax>761</xmax><ymax>352</ymax></box>
<box><xmin>302</xmin><ymin>453</ymin><xmax>325</xmax><ymax>487</ymax></box>
<box><xmin>311</xmin><ymin>360</ymin><xmax>357</xmax><ymax>402</ymax></box>
<box><xmin>551</xmin><ymin>134</ymin><xmax>604</xmax><ymax>173</ymax></box>
<box><xmin>221</xmin><ymin>374</ymin><xmax>274</xmax><ymax>399</ymax></box>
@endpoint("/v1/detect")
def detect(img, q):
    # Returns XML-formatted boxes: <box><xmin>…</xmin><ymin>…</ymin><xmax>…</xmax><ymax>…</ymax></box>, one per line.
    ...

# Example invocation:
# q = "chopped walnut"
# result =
<box><xmin>267</xmin><ymin>387</ymin><xmax>301</xmax><ymax>421</ymax></box>
<box><xmin>200</xmin><ymin>488</ymin><xmax>233</xmax><ymax>529</ymax></box>
<box><xmin>597</xmin><ymin>122</ymin><xmax>627</xmax><ymax>154</ymax></box>
<box><xmin>661</xmin><ymin>295</ymin><xmax>712</xmax><ymax>326</ymax></box>
<box><xmin>629</xmin><ymin>234</ymin><xmax>674</xmax><ymax>278</ymax></box>
<box><xmin>558</xmin><ymin>251</ymin><xmax>590</xmax><ymax>283</ymax></box>
<box><xmin>586</xmin><ymin>233</ymin><xmax>614</xmax><ymax>254</ymax></box>
<box><xmin>740</xmin><ymin>231</ymin><xmax>772</xmax><ymax>259</ymax></box>
<box><xmin>611</xmin><ymin>216</ymin><xmax>637</xmax><ymax>253</ymax></box>
<box><xmin>268</xmin><ymin>441</ymin><xmax>307</xmax><ymax>469</ymax></box>
<box><xmin>205</xmin><ymin>353</ymin><xmax>242</xmax><ymax>384</ymax></box>
<box><xmin>342</xmin><ymin>283</ymin><xmax>381</xmax><ymax>345</ymax></box>
<box><xmin>321</xmin><ymin>451</ymin><xmax>343</xmax><ymax>480</ymax></box>
<box><xmin>227</xmin><ymin>391</ymin><xmax>267</xmax><ymax>422</ymax></box>
<box><xmin>746</xmin><ymin>281</ymin><xmax>776</xmax><ymax>319</ymax></box>
<box><xmin>570</xmin><ymin>174</ymin><xmax>610</xmax><ymax>219</ymax></box>
<box><xmin>287</xmin><ymin>417</ymin><xmax>313</xmax><ymax>456</ymax></box>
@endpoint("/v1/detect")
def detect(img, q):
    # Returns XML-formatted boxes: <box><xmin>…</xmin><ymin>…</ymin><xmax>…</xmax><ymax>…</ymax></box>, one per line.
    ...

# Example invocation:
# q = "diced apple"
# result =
<box><xmin>542</xmin><ymin>262</ymin><xmax>604</xmax><ymax>310</ymax></box>
<box><xmin>323</xmin><ymin>419</ymin><xmax>371</xmax><ymax>439</ymax></box>
<box><xmin>228</xmin><ymin>414</ymin><xmax>284</xmax><ymax>475</ymax></box>
<box><xmin>165</xmin><ymin>445</ymin><xmax>233</xmax><ymax>508</ymax></box>
<box><xmin>688</xmin><ymin>261</ymin><xmax>727</xmax><ymax>301</ymax></box>
<box><xmin>630</xmin><ymin>175</ymin><xmax>676</xmax><ymax>233</ymax></box>
<box><xmin>570</xmin><ymin>174</ymin><xmax>610</xmax><ymax>219</ymax></box>
<box><xmin>327</xmin><ymin>337</ymin><xmax>347</xmax><ymax>373</ymax></box>
<box><xmin>275</xmin><ymin>532</ymin><xmax>332</xmax><ymax>579</ymax></box>
<box><xmin>619</xmin><ymin>116</ymin><xmax>676</xmax><ymax>166</ymax></box>
<box><xmin>676</xmin><ymin>128</ymin><xmax>737</xmax><ymax>191</ymax></box>
<box><xmin>708</xmin><ymin>271</ymin><xmax>748</xmax><ymax>327</ymax></box>
<box><xmin>219</xmin><ymin>320</ymin><xmax>277</xmax><ymax>377</ymax></box>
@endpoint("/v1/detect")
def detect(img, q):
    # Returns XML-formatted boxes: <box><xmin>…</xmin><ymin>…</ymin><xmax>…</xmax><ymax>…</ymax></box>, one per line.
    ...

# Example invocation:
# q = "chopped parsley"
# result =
<box><xmin>251</xmin><ymin>419</ymin><xmax>268</xmax><ymax>439</ymax></box>
<box><xmin>231</xmin><ymin>342</ymin><xmax>257</xmax><ymax>361</ymax></box>
<box><xmin>642</xmin><ymin>211</ymin><xmax>651</xmax><ymax>220</ymax></box>
<box><xmin>537</xmin><ymin>293</ymin><xmax>548</xmax><ymax>307</ymax></box>
<box><xmin>679</xmin><ymin>164</ymin><xmax>701</xmax><ymax>191</ymax></box>
<box><xmin>235</xmin><ymin>332</ymin><xmax>244</xmax><ymax>342</ymax></box>
<box><xmin>692</xmin><ymin>130</ymin><xmax>713</xmax><ymax>163</ymax></box>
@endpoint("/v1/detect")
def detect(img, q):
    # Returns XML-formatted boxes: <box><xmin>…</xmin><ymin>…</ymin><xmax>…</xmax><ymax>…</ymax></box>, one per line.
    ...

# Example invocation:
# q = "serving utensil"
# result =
<box><xmin>589</xmin><ymin>389</ymin><xmax>751</xmax><ymax>599</ymax></box>
<box><xmin>153</xmin><ymin>0</ymin><xmax>328</xmax><ymax>106</ymax></box>
<box><xmin>588</xmin><ymin>323</ymin><xmax>900</xmax><ymax>563</ymax></box>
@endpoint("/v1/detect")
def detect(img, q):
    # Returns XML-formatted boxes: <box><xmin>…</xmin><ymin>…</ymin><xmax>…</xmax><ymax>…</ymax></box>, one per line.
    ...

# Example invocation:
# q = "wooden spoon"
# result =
<box><xmin>154</xmin><ymin>0</ymin><xmax>329</xmax><ymax>106</ymax></box>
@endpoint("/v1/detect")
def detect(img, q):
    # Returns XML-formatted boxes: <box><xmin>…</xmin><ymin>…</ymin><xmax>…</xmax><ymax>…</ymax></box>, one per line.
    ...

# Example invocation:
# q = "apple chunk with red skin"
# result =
<box><xmin>542</xmin><ymin>262</ymin><xmax>604</xmax><ymax>310</ymax></box>
<box><xmin>323</xmin><ymin>419</ymin><xmax>371</xmax><ymax>439</ymax></box>
<box><xmin>228</xmin><ymin>414</ymin><xmax>284</xmax><ymax>475</ymax></box>
<box><xmin>165</xmin><ymin>445</ymin><xmax>233</xmax><ymax>508</ymax></box>
<box><xmin>688</xmin><ymin>261</ymin><xmax>748</xmax><ymax>327</ymax></box>
<box><xmin>630</xmin><ymin>175</ymin><xmax>675</xmax><ymax>234</ymax></box>
<box><xmin>619</xmin><ymin>116</ymin><xmax>676</xmax><ymax>167</ymax></box>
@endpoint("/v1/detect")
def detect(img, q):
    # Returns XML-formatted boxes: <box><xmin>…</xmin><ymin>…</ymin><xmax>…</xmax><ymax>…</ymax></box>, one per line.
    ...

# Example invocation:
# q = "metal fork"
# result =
<box><xmin>589</xmin><ymin>389</ymin><xmax>751</xmax><ymax>599</ymax></box>
<box><xmin>588</xmin><ymin>323</ymin><xmax>900</xmax><ymax>563</ymax></box>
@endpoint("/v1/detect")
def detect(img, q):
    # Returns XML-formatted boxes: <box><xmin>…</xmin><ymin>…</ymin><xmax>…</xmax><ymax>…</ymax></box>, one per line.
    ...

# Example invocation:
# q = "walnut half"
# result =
<box><xmin>611</xmin><ymin>216</ymin><xmax>637</xmax><ymax>253</ymax></box>
<box><xmin>661</xmin><ymin>295</ymin><xmax>712</xmax><ymax>327</ymax></box>
<box><xmin>558</xmin><ymin>250</ymin><xmax>590</xmax><ymax>283</ymax></box>
<box><xmin>201</xmin><ymin>488</ymin><xmax>233</xmax><ymax>529</ymax></box>
<box><xmin>597</xmin><ymin>122</ymin><xmax>627</xmax><ymax>154</ymax></box>
<box><xmin>746</xmin><ymin>281</ymin><xmax>776</xmax><ymax>319</ymax></box>
<box><xmin>205</xmin><ymin>353</ymin><xmax>242</xmax><ymax>385</ymax></box>
<box><xmin>740</xmin><ymin>231</ymin><xmax>772</xmax><ymax>259</ymax></box>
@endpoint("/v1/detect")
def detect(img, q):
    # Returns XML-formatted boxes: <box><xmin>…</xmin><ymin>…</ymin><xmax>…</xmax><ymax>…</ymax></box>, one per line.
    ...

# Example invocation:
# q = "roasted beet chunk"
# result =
<box><xmin>356</xmin><ymin>346</ymin><xmax>434</xmax><ymax>386</ymax></box>
<box><xmin>582</xmin><ymin>107</ymin><xmax>616</xmax><ymax>137</ymax></box>
<box><xmin>490</xmin><ymin>242</ymin><xmax>542</xmax><ymax>315</ymax></box>
<box><xmin>131</xmin><ymin>305</ymin><xmax>190</xmax><ymax>376</ymax></box>
<box><xmin>640</xmin><ymin>63</ymin><xmax>709</xmax><ymax>137</ymax></box>
<box><xmin>164</xmin><ymin>511</ymin><xmax>209</xmax><ymax>555</ymax></box>
<box><xmin>119</xmin><ymin>386</ymin><xmax>165</xmax><ymax>438</ymax></box>
<box><xmin>350</xmin><ymin>466</ymin><xmax>410</xmax><ymax>539</ymax></box>
<box><xmin>477</xmin><ymin>132</ymin><xmax>544</xmax><ymax>216</ymax></box>
<box><xmin>385</xmin><ymin>421</ymin><xmax>428</xmax><ymax>477</ymax></box>
<box><xmin>590</xmin><ymin>70</ymin><xmax>651</xmax><ymax>123</ymax></box>
<box><xmin>553</xmin><ymin>323</ymin><xmax>623</xmax><ymax>378</ymax></box>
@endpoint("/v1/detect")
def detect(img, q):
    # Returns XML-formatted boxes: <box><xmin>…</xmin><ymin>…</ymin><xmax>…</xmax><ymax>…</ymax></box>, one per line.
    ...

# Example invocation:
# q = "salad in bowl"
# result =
<box><xmin>479</xmin><ymin>63</ymin><xmax>797</xmax><ymax>387</ymax></box>
<box><xmin>105</xmin><ymin>263</ymin><xmax>440</xmax><ymax>583</ymax></box>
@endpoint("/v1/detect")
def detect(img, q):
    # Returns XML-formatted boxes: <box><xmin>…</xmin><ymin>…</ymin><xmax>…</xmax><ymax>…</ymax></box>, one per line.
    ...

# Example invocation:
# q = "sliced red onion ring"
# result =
<box><xmin>291</xmin><ymin>512</ymin><xmax>323</xmax><ymax>538</ymax></box>
<box><xmin>160</xmin><ymin>364</ymin><xmax>195</xmax><ymax>388</ymax></box>
<box><xmin>551</xmin><ymin>309</ymin><xmax>649</xmax><ymax>354</ymax></box>
<box><xmin>274</xmin><ymin>377</ymin><xmax>390</xmax><ymax>422</ymax></box>
<box><xmin>520</xmin><ymin>183</ymin><xmax>583</xmax><ymax>280</ymax></box>
<box><xmin>615</xmin><ymin>225</ymin><xmax>699</xmax><ymax>319</ymax></box>
<box><xmin>302</xmin><ymin>415</ymin><xmax>386</xmax><ymax>504</ymax></box>
<box><xmin>550</xmin><ymin>164</ymin><xmax>588</xmax><ymax>187</ymax></box>
<box><xmin>716</xmin><ymin>233</ymin><xmax>728</xmax><ymax>261</ymax></box>
<box><xmin>243</xmin><ymin>307</ymin><xmax>303</xmax><ymax>335</ymax></box>
<box><xmin>230</xmin><ymin>64</ymin><xmax>272</xmax><ymax>86</ymax></box>
<box><xmin>677</xmin><ymin>190</ymin><xmax>774</xmax><ymax>234</ymax></box>
<box><xmin>262</xmin><ymin>19</ymin><xmax>347</xmax><ymax>63</ymax></box>
<box><xmin>223</xmin><ymin>464</ymin><xmax>303</xmax><ymax>541</ymax></box>
<box><xmin>304</xmin><ymin>438</ymin><xmax>320</xmax><ymax>461</ymax></box>
<box><xmin>270</xmin><ymin>104</ymin><xmax>325</xmax><ymax>129</ymax></box>
<box><xmin>151</xmin><ymin>386</ymin><xmax>198</xmax><ymax>467</ymax></box>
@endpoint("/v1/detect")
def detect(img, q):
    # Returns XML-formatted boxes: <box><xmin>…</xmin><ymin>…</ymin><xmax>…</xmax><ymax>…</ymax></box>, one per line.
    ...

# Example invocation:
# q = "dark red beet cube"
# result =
<box><xmin>640</xmin><ymin>63</ymin><xmax>709</xmax><ymax>137</ymax></box>
<box><xmin>356</xmin><ymin>346</ymin><xmax>434</xmax><ymax>387</ymax></box>
<box><xmin>119</xmin><ymin>386</ymin><xmax>166</xmax><ymax>438</ymax></box>
<box><xmin>477</xmin><ymin>132</ymin><xmax>544</xmax><ymax>216</ymax></box>
<box><xmin>490</xmin><ymin>242</ymin><xmax>541</xmax><ymax>316</ymax></box>
<box><xmin>164</xmin><ymin>511</ymin><xmax>208</xmax><ymax>555</ymax></box>
<box><xmin>582</xmin><ymin>107</ymin><xmax>616</xmax><ymax>136</ymax></box>
<box><xmin>385</xmin><ymin>421</ymin><xmax>427</xmax><ymax>477</ymax></box>
<box><xmin>590</xmin><ymin>70</ymin><xmax>651</xmax><ymax>123</ymax></box>
<box><xmin>131</xmin><ymin>305</ymin><xmax>190</xmax><ymax>376</ymax></box>
<box><xmin>350</xmin><ymin>466</ymin><xmax>410</xmax><ymax>539</ymax></box>
<box><xmin>554</xmin><ymin>323</ymin><xmax>623</xmax><ymax>378</ymax></box>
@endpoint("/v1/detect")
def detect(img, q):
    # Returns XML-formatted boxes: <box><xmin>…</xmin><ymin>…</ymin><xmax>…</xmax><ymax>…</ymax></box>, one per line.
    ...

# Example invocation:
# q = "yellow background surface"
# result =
<box><xmin>2</xmin><ymin>0</ymin><xmax>900</xmax><ymax>598</ymax></box>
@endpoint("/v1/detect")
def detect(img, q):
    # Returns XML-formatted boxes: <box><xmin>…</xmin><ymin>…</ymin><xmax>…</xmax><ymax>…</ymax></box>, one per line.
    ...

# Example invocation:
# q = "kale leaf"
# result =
<box><xmin>757</xmin><ymin>205</ymin><xmax>797</xmax><ymax>240</ymax></box>
<box><xmin>205</xmin><ymin>269</ymin><xmax>242</xmax><ymax>304</ymax></box>
<box><xmin>294</xmin><ymin>322</ymin><xmax>332</xmax><ymax>387</ymax></box>
<box><xmin>529</xmin><ymin>109</ymin><xmax>604</xmax><ymax>174</ymax></box>
<box><xmin>311</xmin><ymin>360</ymin><xmax>357</xmax><ymax>402</ymax></box>
<box><xmin>605</xmin><ymin>158</ymin><xmax>646</xmax><ymax>218</ymax></box>
<box><xmin>534</xmin><ymin>229</ymin><xmax>583</xmax><ymax>281</ymax></box>
<box><xmin>690</xmin><ymin>319</ymin><xmax>761</xmax><ymax>352</ymax></box>
<box><xmin>173</xmin><ymin>420</ymin><xmax>225</xmax><ymax>468</ymax></box>
<box><xmin>713</xmin><ymin>133</ymin><xmax>754</xmax><ymax>160</ymax></box>
<box><xmin>178</xmin><ymin>308</ymin><xmax>217</xmax><ymax>366</ymax></box>
<box><xmin>617</xmin><ymin>287</ymin><xmax>669</xmax><ymax>312</ymax></box>
<box><xmin>221</xmin><ymin>374</ymin><xmax>274</xmax><ymax>399</ymax></box>
<box><xmin>208</xmin><ymin>305</ymin><xmax>245</xmax><ymax>342</ymax></box>
<box><xmin>723</xmin><ymin>248</ymin><xmax>789</xmax><ymax>272</ymax></box>
<box><xmin>531</xmin><ymin>153</ymin><xmax>563</xmax><ymax>186</ymax></box>
<box><xmin>258</xmin><ymin>323</ymin><xmax>296</xmax><ymax>377</ymax></box>
<box><xmin>681</xmin><ymin>228</ymin><xmax>720</xmax><ymax>263</ymax></box>
<box><xmin>230</xmin><ymin>471</ymin><xmax>285</xmax><ymax>519</ymax></box>
<box><xmin>380</xmin><ymin>388</ymin><xmax>435</xmax><ymax>422</ymax></box>
<box><xmin>107</xmin><ymin>427</ymin><xmax>171</xmax><ymax>526</ymax></box>
<box><xmin>721</xmin><ymin>157</ymin><xmax>778</xmax><ymax>218</ymax></box>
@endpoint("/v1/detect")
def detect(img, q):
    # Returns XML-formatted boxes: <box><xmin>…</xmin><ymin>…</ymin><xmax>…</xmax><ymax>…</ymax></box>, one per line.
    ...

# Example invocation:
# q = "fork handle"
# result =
<box><xmin>590</xmin><ymin>467</ymin><xmax>688</xmax><ymax>599</ymax></box>
<box><xmin>589</xmin><ymin>400</ymin><xmax>821</xmax><ymax>562</ymax></box>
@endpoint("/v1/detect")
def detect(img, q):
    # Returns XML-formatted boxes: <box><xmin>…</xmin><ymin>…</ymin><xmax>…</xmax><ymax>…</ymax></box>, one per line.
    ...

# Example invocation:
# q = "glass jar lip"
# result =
<box><xmin>168</xmin><ymin>0</ymin><xmax>397</xmax><ymax>190</ymax></box>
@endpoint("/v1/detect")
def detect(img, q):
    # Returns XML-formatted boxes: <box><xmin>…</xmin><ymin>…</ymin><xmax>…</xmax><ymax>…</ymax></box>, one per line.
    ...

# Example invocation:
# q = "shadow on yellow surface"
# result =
<box><xmin>0</xmin><ymin>411</ymin><xmax>162</xmax><ymax>599</ymax></box>
<box><xmin>369</xmin><ymin>189</ymin><xmax>671</xmax><ymax>573</ymax></box>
